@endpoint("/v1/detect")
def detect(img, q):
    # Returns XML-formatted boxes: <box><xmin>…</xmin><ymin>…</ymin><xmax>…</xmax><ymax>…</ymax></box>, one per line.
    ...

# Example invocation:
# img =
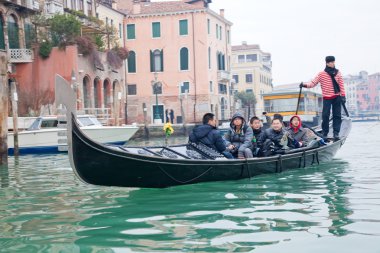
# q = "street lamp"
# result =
<box><xmin>152</xmin><ymin>72</ymin><xmax>162</xmax><ymax>124</ymax></box>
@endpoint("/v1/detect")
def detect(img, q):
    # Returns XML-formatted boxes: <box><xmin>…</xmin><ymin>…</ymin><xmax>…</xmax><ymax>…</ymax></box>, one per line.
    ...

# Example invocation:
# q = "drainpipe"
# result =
<box><xmin>123</xmin><ymin>15</ymin><xmax>128</xmax><ymax>124</ymax></box>
<box><xmin>191</xmin><ymin>12</ymin><xmax>197</xmax><ymax>123</ymax></box>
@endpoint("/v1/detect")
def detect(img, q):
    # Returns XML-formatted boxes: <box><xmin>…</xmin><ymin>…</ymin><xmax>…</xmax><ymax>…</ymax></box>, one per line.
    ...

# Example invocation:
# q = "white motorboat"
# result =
<box><xmin>8</xmin><ymin>115</ymin><xmax>139</xmax><ymax>154</ymax></box>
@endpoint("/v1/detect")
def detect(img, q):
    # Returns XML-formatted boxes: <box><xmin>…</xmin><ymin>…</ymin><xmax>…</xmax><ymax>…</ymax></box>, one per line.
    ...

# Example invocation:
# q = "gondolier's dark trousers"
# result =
<box><xmin>322</xmin><ymin>96</ymin><xmax>342</xmax><ymax>137</ymax></box>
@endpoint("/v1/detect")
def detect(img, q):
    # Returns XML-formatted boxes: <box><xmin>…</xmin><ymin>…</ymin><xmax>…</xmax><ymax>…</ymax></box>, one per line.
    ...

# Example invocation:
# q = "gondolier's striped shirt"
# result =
<box><xmin>305</xmin><ymin>71</ymin><xmax>346</xmax><ymax>99</ymax></box>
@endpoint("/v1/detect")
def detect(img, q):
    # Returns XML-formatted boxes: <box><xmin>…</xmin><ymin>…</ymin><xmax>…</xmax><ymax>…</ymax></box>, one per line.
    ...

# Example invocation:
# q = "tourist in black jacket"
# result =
<box><xmin>189</xmin><ymin>113</ymin><xmax>233</xmax><ymax>159</ymax></box>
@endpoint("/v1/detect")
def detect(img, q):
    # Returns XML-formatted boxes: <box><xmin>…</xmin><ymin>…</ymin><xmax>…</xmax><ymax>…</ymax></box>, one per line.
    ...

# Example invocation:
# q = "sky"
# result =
<box><xmin>209</xmin><ymin>0</ymin><xmax>380</xmax><ymax>85</ymax></box>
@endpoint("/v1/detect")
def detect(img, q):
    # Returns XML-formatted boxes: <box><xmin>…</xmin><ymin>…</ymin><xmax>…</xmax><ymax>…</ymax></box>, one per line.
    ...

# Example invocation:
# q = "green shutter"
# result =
<box><xmin>150</xmin><ymin>50</ymin><xmax>154</xmax><ymax>72</ymax></box>
<box><xmin>152</xmin><ymin>22</ymin><xmax>160</xmax><ymax>38</ymax></box>
<box><xmin>24</xmin><ymin>23</ymin><xmax>33</xmax><ymax>49</ymax></box>
<box><xmin>180</xmin><ymin>47</ymin><xmax>188</xmax><ymax>70</ymax></box>
<box><xmin>127</xmin><ymin>24</ymin><xmax>135</xmax><ymax>39</ymax></box>
<box><xmin>160</xmin><ymin>49</ymin><xmax>164</xmax><ymax>71</ymax></box>
<box><xmin>0</xmin><ymin>18</ymin><xmax>5</xmax><ymax>50</ymax></box>
<box><xmin>8</xmin><ymin>20</ymin><xmax>19</xmax><ymax>49</ymax></box>
<box><xmin>128</xmin><ymin>51</ymin><xmax>136</xmax><ymax>73</ymax></box>
<box><xmin>179</xmin><ymin>20</ymin><xmax>188</xmax><ymax>35</ymax></box>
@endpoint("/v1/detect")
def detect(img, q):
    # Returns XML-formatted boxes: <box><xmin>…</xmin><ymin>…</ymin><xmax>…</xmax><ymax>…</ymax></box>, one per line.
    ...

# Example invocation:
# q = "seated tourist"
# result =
<box><xmin>260</xmin><ymin>117</ymin><xmax>292</xmax><ymax>156</ymax></box>
<box><xmin>245</xmin><ymin>116</ymin><xmax>265</xmax><ymax>158</ymax></box>
<box><xmin>287</xmin><ymin>115</ymin><xmax>326</xmax><ymax>148</ymax></box>
<box><xmin>189</xmin><ymin>113</ymin><xmax>233</xmax><ymax>159</ymax></box>
<box><xmin>224</xmin><ymin>112</ymin><xmax>253</xmax><ymax>159</ymax></box>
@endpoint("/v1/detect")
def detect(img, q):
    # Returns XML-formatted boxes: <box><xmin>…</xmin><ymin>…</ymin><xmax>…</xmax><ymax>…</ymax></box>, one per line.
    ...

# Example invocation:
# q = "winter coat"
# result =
<box><xmin>224</xmin><ymin>112</ymin><xmax>253</xmax><ymax>156</ymax></box>
<box><xmin>189</xmin><ymin>124</ymin><xmax>226</xmax><ymax>153</ymax></box>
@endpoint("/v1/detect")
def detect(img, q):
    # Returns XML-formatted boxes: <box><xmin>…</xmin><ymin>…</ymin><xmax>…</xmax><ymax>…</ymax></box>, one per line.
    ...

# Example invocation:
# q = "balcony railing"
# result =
<box><xmin>5</xmin><ymin>0</ymin><xmax>39</xmax><ymax>10</ymax></box>
<box><xmin>8</xmin><ymin>49</ymin><xmax>34</xmax><ymax>63</ymax></box>
<box><xmin>217</xmin><ymin>70</ymin><xmax>231</xmax><ymax>82</ymax></box>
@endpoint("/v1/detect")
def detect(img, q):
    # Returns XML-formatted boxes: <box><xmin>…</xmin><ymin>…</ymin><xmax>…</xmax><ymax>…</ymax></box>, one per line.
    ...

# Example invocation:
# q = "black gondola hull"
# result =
<box><xmin>70</xmin><ymin>115</ymin><xmax>348</xmax><ymax>188</ymax></box>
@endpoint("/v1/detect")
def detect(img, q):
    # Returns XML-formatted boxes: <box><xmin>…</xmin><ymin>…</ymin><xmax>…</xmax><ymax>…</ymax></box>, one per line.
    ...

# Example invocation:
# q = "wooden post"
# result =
<box><xmin>10</xmin><ymin>81</ymin><xmax>19</xmax><ymax>156</ymax></box>
<box><xmin>0</xmin><ymin>75</ymin><xmax>8</xmax><ymax>165</ymax></box>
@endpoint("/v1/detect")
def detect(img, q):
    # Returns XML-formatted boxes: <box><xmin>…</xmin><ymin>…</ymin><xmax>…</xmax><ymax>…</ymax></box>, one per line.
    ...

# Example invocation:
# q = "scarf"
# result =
<box><xmin>324</xmin><ymin>66</ymin><xmax>340</xmax><ymax>94</ymax></box>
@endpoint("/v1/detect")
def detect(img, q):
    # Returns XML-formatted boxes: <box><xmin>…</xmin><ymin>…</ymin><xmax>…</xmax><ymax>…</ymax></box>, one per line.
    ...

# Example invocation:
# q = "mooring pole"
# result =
<box><xmin>0</xmin><ymin>73</ymin><xmax>8</xmax><ymax>165</ymax></box>
<box><xmin>10</xmin><ymin>81</ymin><xmax>19</xmax><ymax>156</ymax></box>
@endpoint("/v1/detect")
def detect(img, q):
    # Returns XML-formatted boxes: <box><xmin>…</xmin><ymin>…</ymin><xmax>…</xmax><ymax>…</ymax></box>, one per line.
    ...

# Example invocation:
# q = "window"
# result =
<box><xmin>181</xmin><ymin>82</ymin><xmax>189</xmax><ymax>94</ymax></box>
<box><xmin>119</xmin><ymin>23</ymin><xmax>122</xmax><ymax>38</ymax></box>
<box><xmin>216</xmin><ymin>24</ymin><xmax>219</xmax><ymax>39</ymax></box>
<box><xmin>152</xmin><ymin>22</ymin><xmax>161</xmax><ymax>38</ymax></box>
<box><xmin>110</xmin><ymin>19</ymin><xmax>113</xmax><ymax>27</ymax></box>
<box><xmin>127</xmin><ymin>51</ymin><xmax>136</xmax><ymax>73</ymax></box>
<box><xmin>246</xmin><ymin>74</ymin><xmax>253</xmax><ymax>83</ymax></box>
<box><xmin>208</xmin><ymin>47</ymin><xmax>211</xmax><ymax>69</ymax></box>
<box><xmin>87</xmin><ymin>1</ymin><xmax>92</xmax><ymax>16</ymax></box>
<box><xmin>71</xmin><ymin>0</ymin><xmax>76</xmax><ymax>9</ymax></box>
<box><xmin>179</xmin><ymin>19</ymin><xmax>188</xmax><ymax>35</ymax></box>
<box><xmin>219</xmin><ymin>26</ymin><xmax>222</xmax><ymax>40</ymax></box>
<box><xmin>0</xmin><ymin>17</ymin><xmax>4</xmax><ymax>49</ymax></box>
<box><xmin>127</xmin><ymin>24</ymin><xmax>135</xmax><ymax>39</ymax></box>
<box><xmin>7</xmin><ymin>15</ymin><xmax>19</xmax><ymax>49</ymax></box>
<box><xmin>207</xmin><ymin>19</ymin><xmax>210</xmax><ymax>34</ymax></box>
<box><xmin>128</xmin><ymin>84</ymin><xmax>137</xmax><ymax>95</ymax></box>
<box><xmin>24</xmin><ymin>23</ymin><xmax>33</xmax><ymax>49</ymax></box>
<box><xmin>218</xmin><ymin>83</ymin><xmax>227</xmax><ymax>94</ymax></box>
<box><xmin>246</xmin><ymin>89</ymin><xmax>253</xmax><ymax>93</ymax></box>
<box><xmin>180</xmin><ymin>47</ymin><xmax>189</xmax><ymax>70</ymax></box>
<box><xmin>246</xmin><ymin>54</ymin><xmax>257</xmax><ymax>62</ymax></box>
<box><xmin>106</xmin><ymin>17</ymin><xmax>108</xmax><ymax>25</ymax></box>
<box><xmin>238</xmin><ymin>55</ymin><xmax>245</xmax><ymax>63</ymax></box>
<box><xmin>227</xmin><ymin>30</ymin><xmax>230</xmax><ymax>44</ymax></box>
<box><xmin>79</xmin><ymin>0</ymin><xmax>84</xmax><ymax>10</ymax></box>
<box><xmin>209</xmin><ymin>81</ymin><xmax>213</xmax><ymax>92</ymax></box>
<box><xmin>232</xmin><ymin>75</ymin><xmax>239</xmax><ymax>84</ymax></box>
<box><xmin>150</xmin><ymin>49</ymin><xmax>163</xmax><ymax>72</ymax></box>
<box><xmin>217</xmin><ymin>52</ymin><xmax>225</xmax><ymax>70</ymax></box>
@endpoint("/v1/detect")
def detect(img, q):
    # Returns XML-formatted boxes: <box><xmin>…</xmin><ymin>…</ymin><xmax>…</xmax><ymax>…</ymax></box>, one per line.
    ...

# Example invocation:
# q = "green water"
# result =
<box><xmin>1</xmin><ymin>122</ymin><xmax>380</xmax><ymax>253</ymax></box>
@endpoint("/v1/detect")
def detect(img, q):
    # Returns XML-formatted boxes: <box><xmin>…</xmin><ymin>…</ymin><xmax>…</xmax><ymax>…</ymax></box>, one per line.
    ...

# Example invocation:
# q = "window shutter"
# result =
<box><xmin>160</xmin><ymin>49</ymin><xmax>164</xmax><ymax>71</ymax></box>
<box><xmin>0</xmin><ymin>18</ymin><xmax>5</xmax><ymax>49</ymax></box>
<box><xmin>150</xmin><ymin>50</ymin><xmax>154</xmax><ymax>72</ymax></box>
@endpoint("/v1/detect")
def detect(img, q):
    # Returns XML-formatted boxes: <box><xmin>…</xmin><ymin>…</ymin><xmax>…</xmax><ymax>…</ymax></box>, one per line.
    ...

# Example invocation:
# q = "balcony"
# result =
<box><xmin>217</xmin><ymin>70</ymin><xmax>231</xmax><ymax>82</ymax></box>
<box><xmin>8</xmin><ymin>49</ymin><xmax>34</xmax><ymax>63</ymax></box>
<box><xmin>4</xmin><ymin>0</ymin><xmax>39</xmax><ymax>10</ymax></box>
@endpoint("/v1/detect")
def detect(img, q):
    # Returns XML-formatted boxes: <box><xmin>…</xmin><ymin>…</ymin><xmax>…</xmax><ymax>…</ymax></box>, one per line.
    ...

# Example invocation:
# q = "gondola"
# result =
<box><xmin>68</xmin><ymin>113</ymin><xmax>351</xmax><ymax>188</ymax></box>
<box><xmin>54</xmin><ymin>75</ymin><xmax>351</xmax><ymax>188</ymax></box>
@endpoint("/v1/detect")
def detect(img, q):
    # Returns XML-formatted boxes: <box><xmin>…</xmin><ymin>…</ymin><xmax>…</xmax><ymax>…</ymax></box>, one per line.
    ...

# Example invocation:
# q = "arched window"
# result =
<box><xmin>127</xmin><ymin>51</ymin><xmax>136</xmax><ymax>73</ymax></box>
<box><xmin>7</xmin><ymin>15</ymin><xmax>19</xmax><ymax>49</ymax></box>
<box><xmin>0</xmin><ymin>15</ymin><xmax>5</xmax><ymax>50</ymax></box>
<box><xmin>150</xmin><ymin>49</ymin><xmax>163</xmax><ymax>72</ymax></box>
<box><xmin>180</xmin><ymin>47</ymin><xmax>189</xmax><ymax>71</ymax></box>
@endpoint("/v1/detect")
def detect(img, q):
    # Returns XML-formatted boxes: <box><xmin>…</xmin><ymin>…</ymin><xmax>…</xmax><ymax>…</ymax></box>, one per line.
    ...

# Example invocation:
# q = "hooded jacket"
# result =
<box><xmin>189</xmin><ymin>124</ymin><xmax>226</xmax><ymax>153</ymax></box>
<box><xmin>224</xmin><ymin>112</ymin><xmax>253</xmax><ymax>154</ymax></box>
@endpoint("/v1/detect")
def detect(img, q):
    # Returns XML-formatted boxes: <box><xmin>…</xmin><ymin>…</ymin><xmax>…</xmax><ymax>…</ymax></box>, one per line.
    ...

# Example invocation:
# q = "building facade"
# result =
<box><xmin>120</xmin><ymin>0</ymin><xmax>233</xmax><ymax>124</ymax></box>
<box><xmin>343</xmin><ymin>71</ymin><xmax>368</xmax><ymax>115</ymax></box>
<box><xmin>231</xmin><ymin>41</ymin><xmax>273</xmax><ymax>116</ymax></box>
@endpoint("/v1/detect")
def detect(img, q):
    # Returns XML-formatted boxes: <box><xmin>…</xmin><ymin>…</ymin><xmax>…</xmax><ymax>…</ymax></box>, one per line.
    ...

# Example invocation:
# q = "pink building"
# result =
<box><xmin>368</xmin><ymin>73</ymin><xmax>380</xmax><ymax>111</ymax></box>
<box><xmin>119</xmin><ymin>0</ymin><xmax>233</xmax><ymax>124</ymax></box>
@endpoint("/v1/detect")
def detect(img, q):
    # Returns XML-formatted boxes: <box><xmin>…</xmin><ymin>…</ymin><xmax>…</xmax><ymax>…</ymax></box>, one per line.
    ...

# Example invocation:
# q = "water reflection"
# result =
<box><xmin>74</xmin><ymin>160</ymin><xmax>353</xmax><ymax>252</ymax></box>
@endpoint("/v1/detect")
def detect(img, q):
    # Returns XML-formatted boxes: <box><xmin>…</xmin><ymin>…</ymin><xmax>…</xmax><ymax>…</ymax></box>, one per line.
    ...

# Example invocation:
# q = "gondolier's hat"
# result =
<box><xmin>325</xmin><ymin>56</ymin><xmax>335</xmax><ymax>63</ymax></box>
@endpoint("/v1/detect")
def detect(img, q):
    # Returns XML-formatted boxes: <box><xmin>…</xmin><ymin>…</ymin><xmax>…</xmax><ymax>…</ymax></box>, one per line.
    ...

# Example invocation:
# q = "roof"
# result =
<box><xmin>121</xmin><ymin>1</ymin><xmax>204</xmax><ymax>15</ymax></box>
<box><xmin>232</xmin><ymin>44</ymin><xmax>261</xmax><ymax>51</ymax></box>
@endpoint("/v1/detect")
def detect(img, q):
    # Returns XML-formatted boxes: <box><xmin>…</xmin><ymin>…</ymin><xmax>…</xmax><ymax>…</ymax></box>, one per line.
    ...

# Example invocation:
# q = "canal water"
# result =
<box><xmin>1</xmin><ymin>122</ymin><xmax>380</xmax><ymax>253</ymax></box>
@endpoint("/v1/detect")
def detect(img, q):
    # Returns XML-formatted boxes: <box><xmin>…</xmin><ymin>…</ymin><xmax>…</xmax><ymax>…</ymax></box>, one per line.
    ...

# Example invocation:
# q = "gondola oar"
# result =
<box><xmin>295</xmin><ymin>83</ymin><xmax>303</xmax><ymax>115</ymax></box>
<box><xmin>342</xmin><ymin>101</ymin><xmax>350</xmax><ymax>117</ymax></box>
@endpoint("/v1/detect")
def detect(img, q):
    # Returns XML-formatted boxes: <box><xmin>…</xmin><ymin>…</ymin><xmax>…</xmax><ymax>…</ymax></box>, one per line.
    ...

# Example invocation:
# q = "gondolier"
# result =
<box><xmin>300</xmin><ymin>56</ymin><xmax>346</xmax><ymax>141</ymax></box>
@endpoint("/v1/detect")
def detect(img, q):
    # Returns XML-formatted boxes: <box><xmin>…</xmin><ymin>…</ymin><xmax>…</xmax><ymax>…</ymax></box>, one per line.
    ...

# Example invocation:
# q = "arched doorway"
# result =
<box><xmin>7</xmin><ymin>14</ymin><xmax>19</xmax><ymax>49</ymax></box>
<box><xmin>83</xmin><ymin>76</ymin><xmax>91</xmax><ymax>109</ymax></box>
<box><xmin>103</xmin><ymin>79</ymin><xmax>111</xmax><ymax>108</ymax></box>
<box><xmin>93</xmin><ymin>77</ymin><xmax>101</xmax><ymax>109</ymax></box>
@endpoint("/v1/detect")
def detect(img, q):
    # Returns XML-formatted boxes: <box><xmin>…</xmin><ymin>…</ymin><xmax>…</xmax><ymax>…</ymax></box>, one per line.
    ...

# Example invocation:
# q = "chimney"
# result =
<box><xmin>219</xmin><ymin>9</ymin><xmax>224</xmax><ymax>17</ymax></box>
<box><xmin>133</xmin><ymin>0</ymin><xmax>141</xmax><ymax>14</ymax></box>
<box><xmin>242</xmin><ymin>41</ymin><xmax>247</xmax><ymax>46</ymax></box>
<box><xmin>112</xmin><ymin>0</ymin><xmax>117</xmax><ymax>9</ymax></box>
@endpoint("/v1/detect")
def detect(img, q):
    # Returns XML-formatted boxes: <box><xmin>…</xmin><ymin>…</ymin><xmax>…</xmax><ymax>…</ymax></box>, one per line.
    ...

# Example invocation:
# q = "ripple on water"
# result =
<box><xmin>0</xmin><ymin>122</ymin><xmax>380</xmax><ymax>252</ymax></box>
